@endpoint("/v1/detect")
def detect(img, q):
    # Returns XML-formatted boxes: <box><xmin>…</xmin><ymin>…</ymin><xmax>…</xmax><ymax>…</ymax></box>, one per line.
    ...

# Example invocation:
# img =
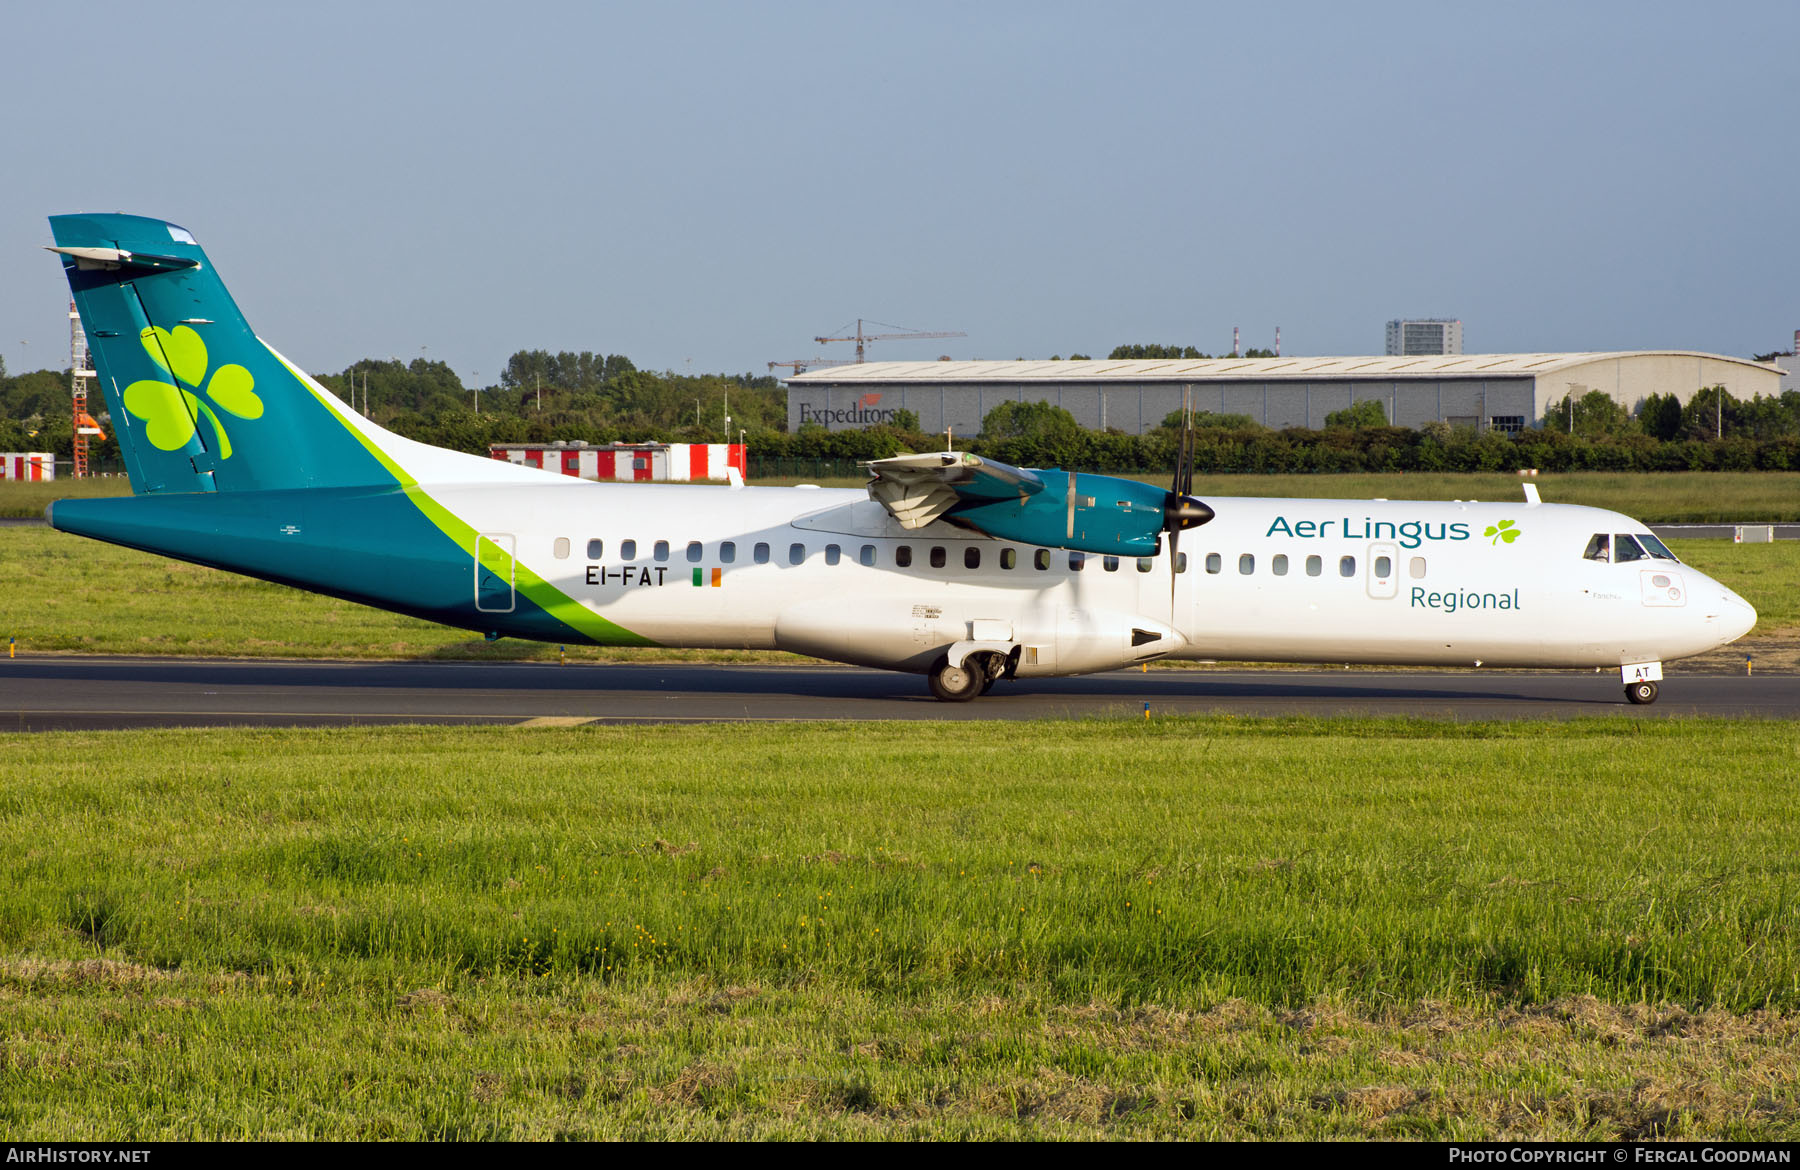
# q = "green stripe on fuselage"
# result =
<box><xmin>272</xmin><ymin>349</ymin><xmax>654</xmax><ymax>647</ymax></box>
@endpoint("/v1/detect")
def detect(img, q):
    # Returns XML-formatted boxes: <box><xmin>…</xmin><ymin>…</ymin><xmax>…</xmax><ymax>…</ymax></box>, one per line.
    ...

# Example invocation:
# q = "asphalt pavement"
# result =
<box><xmin>0</xmin><ymin>656</ymin><xmax>1790</xmax><ymax>731</ymax></box>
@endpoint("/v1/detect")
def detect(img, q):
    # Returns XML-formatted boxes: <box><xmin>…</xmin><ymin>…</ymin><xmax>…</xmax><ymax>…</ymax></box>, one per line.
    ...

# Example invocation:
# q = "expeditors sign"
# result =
<box><xmin>489</xmin><ymin>443</ymin><xmax>747</xmax><ymax>483</ymax></box>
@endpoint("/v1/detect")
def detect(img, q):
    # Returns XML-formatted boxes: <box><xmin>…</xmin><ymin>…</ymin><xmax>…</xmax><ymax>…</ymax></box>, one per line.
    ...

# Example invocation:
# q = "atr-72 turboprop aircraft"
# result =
<box><xmin>45</xmin><ymin>213</ymin><xmax>1757</xmax><ymax>704</ymax></box>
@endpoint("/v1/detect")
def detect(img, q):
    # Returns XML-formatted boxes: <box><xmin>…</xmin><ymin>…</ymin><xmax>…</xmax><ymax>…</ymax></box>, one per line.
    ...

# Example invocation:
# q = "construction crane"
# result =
<box><xmin>814</xmin><ymin>319</ymin><xmax>966</xmax><ymax>363</ymax></box>
<box><xmin>767</xmin><ymin>358</ymin><xmax>855</xmax><ymax>375</ymax></box>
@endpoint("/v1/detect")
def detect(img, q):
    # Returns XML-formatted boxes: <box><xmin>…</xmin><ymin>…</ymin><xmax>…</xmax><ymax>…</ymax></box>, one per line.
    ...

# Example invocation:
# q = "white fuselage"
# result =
<box><xmin>428</xmin><ymin>476</ymin><xmax>1758</xmax><ymax>677</ymax></box>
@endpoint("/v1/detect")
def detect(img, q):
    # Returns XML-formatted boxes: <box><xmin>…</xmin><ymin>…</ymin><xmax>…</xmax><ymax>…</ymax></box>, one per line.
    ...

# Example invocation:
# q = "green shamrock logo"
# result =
<box><xmin>1484</xmin><ymin>519</ymin><xmax>1521</xmax><ymax>545</ymax></box>
<box><xmin>122</xmin><ymin>325</ymin><xmax>262</xmax><ymax>458</ymax></box>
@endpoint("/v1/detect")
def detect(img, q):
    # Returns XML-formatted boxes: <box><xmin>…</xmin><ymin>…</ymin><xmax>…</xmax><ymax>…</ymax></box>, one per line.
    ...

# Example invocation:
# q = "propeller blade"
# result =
<box><xmin>1170</xmin><ymin>386</ymin><xmax>1194</xmax><ymax>612</ymax></box>
<box><xmin>1168</xmin><ymin>527</ymin><xmax>1181</xmax><ymax>610</ymax></box>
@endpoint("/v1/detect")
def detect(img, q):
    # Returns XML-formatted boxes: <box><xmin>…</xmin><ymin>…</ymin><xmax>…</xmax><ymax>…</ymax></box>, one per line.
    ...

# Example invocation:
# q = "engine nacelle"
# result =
<box><xmin>947</xmin><ymin>469</ymin><xmax>1173</xmax><ymax>557</ymax></box>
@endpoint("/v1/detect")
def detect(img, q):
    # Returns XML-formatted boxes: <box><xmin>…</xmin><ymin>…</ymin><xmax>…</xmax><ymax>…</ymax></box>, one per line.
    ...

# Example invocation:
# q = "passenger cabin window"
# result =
<box><xmin>620</xmin><ymin>539</ymin><xmax>637</xmax><ymax>560</ymax></box>
<box><xmin>929</xmin><ymin>546</ymin><xmax>946</xmax><ymax>569</ymax></box>
<box><xmin>826</xmin><ymin>544</ymin><xmax>841</xmax><ymax>566</ymax></box>
<box><xmin>896</xmin><ymin>546</ymin><xmax>913</xmax><ymax>568</ymax></box>
<box><xmin>1205</xmin><ymin>553</ymin><xmax>1222</xmax><ymax>574</ymax></box>
<box><xmin>719</xmin><ymin>541</ymin><xmax>736</xmax><ymax>563</ymax></box>
<box><xmin>685</xmin><ymin>541</ymin><xmax>702</xmax><ymax>563</ymax></box>
<box><xmin>1614</xmin><ymin>535</ymin><xmax>1648</xmax><ymax>563</ymax></box>
<box><xmin>1001</xmin><ymin>548</ymin><xmax>1017</xmax><ymax>570</ymax></box>
<box><xmin>1306</xmin><ymin>555</ymin><xmax>1322</xmax><ymax>577</ymax></box>
<box><xmin>753</xmin><ymin>542</ymin><xmax>770</xmax><ymax>564</ymax></box>
<box><xmin>653</xmin><ymin>541</ymin><xmax>670</xmax><ymax>562</ymax></box>
<box><xmin>1374</xmin><ymin>555</ymin><xmax>1392</xmax><ymax>577</ymax></box>
<box><xmin>1176</xmin><ymin>552</ymin><xmax>1187</xmax><ymax>573</ymax></box>
<box><xmin>1034</xmin><ymin>549</ymin><xmax>1051</xmax><ymax>571</ymax></box>
<box><xmin>1339</xmin><ymin>555</ymin><xmax>1356</xmax><ymax>577</ymax></box>
<box><xmin>1409</xmin><ymin>557</ymin><xmax>1427</xmax><ymax>579</ymax></box>
<box><xmin>1136</xmin><ymin>557</ymin><xmax>1153</xmax><ymax>573</ymax></box>
<box><xmin>553</xmin><ymin>537</ymin><xmax>570</xmax><ymax>560</ymax></box>
<box><xmin>1272</xmin><ymin>554</ymin><xmax>1288</xmax><ymax>576</ymax></box>
<box><xmin>1103</xmin><ymin>555</ymin><xmax>1119</xmax><ymax>572</ymax></box>
<box><xmin>965</xmin><ymin>547</ymin><xmax>980</xmax><ymax>569</ymax></box>
<box><xmin>586</xmin><ymin>538</ymin><xmax>603</xmax><ymax>560</ymax></box>
<box><xmin>1068</xmin><ymin>552</ymin><xmax>1086</xmax><ymax>571</ymax></box>
<box><xmin>789</xmin><ymin>543</ymin><xmax>805</xmax><ymax>565</ymax></box>
<box><xmin>1583</xmin><ymin>533</ymin><xmax>1610</xmax><ymax>562</ymax></box>
<box><xmin>859</xmin><ymin>544</ymin><xmax>875</xmax><ymax>567</ymax></box>
<box><xmin>1239</xmin><ymin>554</ymin><xmax>1255</xmax><ymax>575</ymax></box>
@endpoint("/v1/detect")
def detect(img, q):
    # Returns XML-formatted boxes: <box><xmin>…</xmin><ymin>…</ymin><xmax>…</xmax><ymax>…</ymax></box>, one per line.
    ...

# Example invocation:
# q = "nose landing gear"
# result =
<box><xmin>928</xmin><ymin>656</ymin><xmax>982</xmax><ymax>702</ymax></box>
<box><xmin>928</xmin><ymin>651</ymin><xmax>1009</xmax><ymax>702</ymax></box>
<box><xmin>1621</xmin><ymin>661</ymin><xmax>1662</xmax><ymax>705</ymax></box>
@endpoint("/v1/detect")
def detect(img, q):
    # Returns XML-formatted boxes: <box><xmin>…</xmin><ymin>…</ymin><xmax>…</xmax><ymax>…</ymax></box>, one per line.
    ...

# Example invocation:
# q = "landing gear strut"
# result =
<box><xmin>1625</xmin><ymin>680</ymin><xmax>1659</xmax><ymax>705</ymax></box>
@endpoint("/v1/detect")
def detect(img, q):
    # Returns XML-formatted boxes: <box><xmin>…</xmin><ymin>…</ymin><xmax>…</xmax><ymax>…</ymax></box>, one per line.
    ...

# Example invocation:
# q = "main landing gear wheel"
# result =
<box><xmin>1625</xmin><ymin>680</ymin><xmax>1659</xmax><ymax>705</ymax></box>
<box><xmin>928</xmin><ymin>656</ymin><xmax>983</xmax><ymax>703</ymax></box>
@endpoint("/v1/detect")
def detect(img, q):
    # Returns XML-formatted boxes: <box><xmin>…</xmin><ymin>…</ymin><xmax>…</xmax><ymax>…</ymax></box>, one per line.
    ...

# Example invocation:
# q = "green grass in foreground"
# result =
<box><xmin>1</xmin><ymin>525</ymin><xmax>1793</xmax><ymax>661</ymax></box>
<box><xmin>0</xmin><ymin>476</ymin><xmax>130</xmax><ymax>518</ymax></box>
<box><xmin>0</xmin><ymin>526</ymin><xmax>808</xmax><ymax>662</ymax></box>
<box><xmin>1</xmin><ymin>719</ymin><xmax>1796</xmax><ymax>1139</ymax></box>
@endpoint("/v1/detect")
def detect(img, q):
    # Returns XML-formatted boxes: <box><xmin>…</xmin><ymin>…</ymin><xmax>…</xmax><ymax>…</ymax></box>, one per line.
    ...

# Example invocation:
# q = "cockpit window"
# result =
<box><xmin>1583</xmin><ymin>533</ymin><xmax>1610</xmax><ymax>562</ymax></box>
<box><xmin>1613</xmin><ymin>534</ymin><xmax>1648</xmax><ymax>563</ymax></box>
<box><xmin>1637</xmin><ymin>533</ymin><xmax>1680</xmax><ymax>562</ymax></box>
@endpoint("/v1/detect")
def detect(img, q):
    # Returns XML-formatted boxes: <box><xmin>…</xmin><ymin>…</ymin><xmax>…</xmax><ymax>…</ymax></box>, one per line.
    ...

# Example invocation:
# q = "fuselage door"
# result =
<box><xmin>475</xmin><ymin>533</ymin><xmax>516</xmax><ymax>613</ymax></box>
<box><xmin>1366</xmin><ymin>541</ymin><xmax>1399</xmax><ymax>600</ymax></box>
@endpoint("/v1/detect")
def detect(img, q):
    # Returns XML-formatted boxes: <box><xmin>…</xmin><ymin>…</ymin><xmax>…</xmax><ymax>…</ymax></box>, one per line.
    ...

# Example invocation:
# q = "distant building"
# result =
<box><xmin>1386</xmin><ymin>319</ymin><xmax>1463</xmax><ymax>356</ymax></box>
<box><xmin>785</xmin><ymin>352</ymin><xmax>1783</xmax><ymax>436</ymax></box>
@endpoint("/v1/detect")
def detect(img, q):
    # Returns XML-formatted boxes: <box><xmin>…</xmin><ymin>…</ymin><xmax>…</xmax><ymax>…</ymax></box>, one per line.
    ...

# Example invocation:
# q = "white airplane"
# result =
<box><xmin>46</xmin><ymin>214</ymin><xmax>1757</xmax><ymax>704</ymax></box>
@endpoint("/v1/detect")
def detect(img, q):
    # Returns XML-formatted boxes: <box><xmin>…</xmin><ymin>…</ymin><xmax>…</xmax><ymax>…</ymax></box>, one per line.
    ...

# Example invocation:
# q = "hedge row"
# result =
<box><xmin>742</xmin><ymin>424</ymin><xmax>1800</xmax><ymax>474</ymax></box>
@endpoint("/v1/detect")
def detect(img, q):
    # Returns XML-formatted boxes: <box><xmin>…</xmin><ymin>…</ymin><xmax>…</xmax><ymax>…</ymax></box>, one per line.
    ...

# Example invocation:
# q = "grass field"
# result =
<box><xmin>9</xmin><ymin>470</ymin><xmax>1800</xmax><ymax>521</ymax></box>
<box><xmin>4</xmin><ymin>524</ymin><xmax>1793</xmax><ymax>667</ymax></box>
<box><xmin>1</xmin><ymin>717</ymin><xmax>1796</xmax><ymax>1139</ymax></box>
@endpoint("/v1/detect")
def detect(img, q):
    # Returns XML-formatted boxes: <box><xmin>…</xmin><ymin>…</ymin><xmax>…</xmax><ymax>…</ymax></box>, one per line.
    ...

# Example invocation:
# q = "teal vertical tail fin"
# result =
<box><xmin>51</xmin><ymin>213</ymin><xmax>395</xmax><ymax>494</ymax></box>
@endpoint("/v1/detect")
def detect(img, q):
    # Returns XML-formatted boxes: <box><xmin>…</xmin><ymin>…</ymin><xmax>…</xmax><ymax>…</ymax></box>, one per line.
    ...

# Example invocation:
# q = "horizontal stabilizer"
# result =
<box><xmin>46</xmin><ymin>245</ymin><xmax>199</xmax><ymax>273</ymax></box>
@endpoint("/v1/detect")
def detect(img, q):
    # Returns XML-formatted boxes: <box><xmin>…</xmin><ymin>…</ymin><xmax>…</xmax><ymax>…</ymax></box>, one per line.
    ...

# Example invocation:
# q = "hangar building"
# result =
<box><xmin>786</xmin><ymin>352</ymin><xmax>1783</xmax><ymax>436</ymax></box>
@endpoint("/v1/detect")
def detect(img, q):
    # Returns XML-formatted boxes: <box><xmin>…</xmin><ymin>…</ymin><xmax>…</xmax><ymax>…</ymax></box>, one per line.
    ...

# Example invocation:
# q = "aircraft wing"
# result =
<box><xmin>864</xmin><ymin>451</ymin><xmax>1044</xmax><ymax>530</ymax></box>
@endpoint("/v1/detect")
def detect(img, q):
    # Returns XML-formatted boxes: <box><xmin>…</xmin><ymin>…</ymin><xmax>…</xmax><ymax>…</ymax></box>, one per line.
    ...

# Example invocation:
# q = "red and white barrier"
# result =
<box><xmin>0</xmin><ymin>453</ymin><xmax>54</xmax><ymax>481</ymax></box>
<box><xmin>490</xmin><ymin>443</ymin><xmax>747</xmax><ymax>483</ymax></box>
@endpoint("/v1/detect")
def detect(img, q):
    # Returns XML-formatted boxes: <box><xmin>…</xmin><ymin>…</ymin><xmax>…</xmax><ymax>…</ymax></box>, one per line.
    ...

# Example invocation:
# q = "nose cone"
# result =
<box><xmin>1716</xmin><ymin>586</ymin><xmax>1757</xmax><ymax>644</ymax></box>
<box><xmin>1164</xmin><ymin>494</ymin><xmax>1214</xmax><ymax>532</ymax></box>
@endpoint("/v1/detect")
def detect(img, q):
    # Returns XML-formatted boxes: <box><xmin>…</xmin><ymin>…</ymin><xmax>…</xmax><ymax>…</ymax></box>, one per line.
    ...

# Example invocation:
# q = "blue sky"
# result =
<box><xmin>3</xmin><ymin>1</ymin><xmax>1795</xmax><ymax>384</ymax></box>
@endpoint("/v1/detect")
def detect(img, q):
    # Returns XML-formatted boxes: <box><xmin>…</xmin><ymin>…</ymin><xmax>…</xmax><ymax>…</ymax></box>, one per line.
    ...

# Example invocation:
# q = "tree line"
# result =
<box><xmin>0</xmin><ymin>349</ymin><xmax>789</xmax><ymax>468</ymax></box>
<box><xmin>4</xmin><ymin>343</ymin><xmax>1797</xmax><ymax>477</ymax></box>
<box><xmin>754</xmin><ymin>394</ymin><xmax>1800</xmax><ymax>475</ymax></box>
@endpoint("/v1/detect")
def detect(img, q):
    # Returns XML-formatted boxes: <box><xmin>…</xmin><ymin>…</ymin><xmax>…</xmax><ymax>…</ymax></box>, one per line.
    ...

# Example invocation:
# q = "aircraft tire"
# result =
<box><xmin>928</xmin><ymin>657</ymin><xmax>982</xmax><ymax>702</ymax></box>
<box><xmin>1625</xmin><ymin>681</ymin><xmax>1659</xmax><ymax>705</ymax></box>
